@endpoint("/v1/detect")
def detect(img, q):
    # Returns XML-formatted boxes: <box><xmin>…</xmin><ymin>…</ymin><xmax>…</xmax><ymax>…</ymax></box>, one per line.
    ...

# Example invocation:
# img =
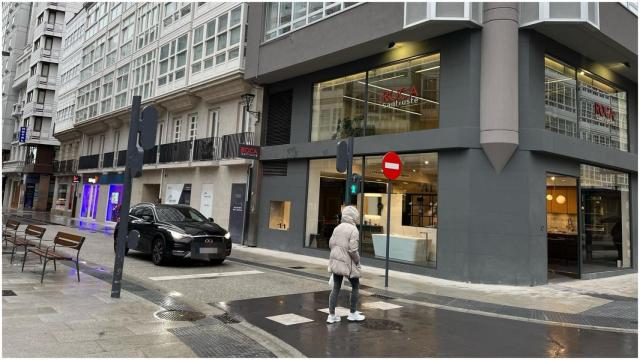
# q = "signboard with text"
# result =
<box><xmin>382</xmin><ymin>151</ymin><xmax>402</xmax><ymax>180</ymax></box>
<box><xmin>238</xmin><ymin>144</ymin><xmax>260</xmax><ymax>160</ymax></box>
<box><xmin>18</xmin><ymin>127</ymin><xmax>27</xmax><ymax>143</ymax></box>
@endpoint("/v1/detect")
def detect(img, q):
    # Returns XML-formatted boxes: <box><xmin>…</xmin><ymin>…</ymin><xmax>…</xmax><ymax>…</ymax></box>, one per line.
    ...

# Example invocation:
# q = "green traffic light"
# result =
<box><xmin>350</xmin><ymin>184</ymin><xmax>357</xmax><ymax>195</ymax></box>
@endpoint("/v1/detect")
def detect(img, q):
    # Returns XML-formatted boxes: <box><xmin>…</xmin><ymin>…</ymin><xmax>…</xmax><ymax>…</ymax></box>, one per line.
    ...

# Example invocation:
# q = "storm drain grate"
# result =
<box><xmin>214</xmin><ymin>312</ymin><xmax>241</xmax><ymax>324</ymax></box>
<box><xmin>155</xmin><ymin>309</ymin><xmax>206</xmax><ymax>322</ymax></box>
<box><xmin>2</xmin><ymin>290</ymin><xmax>17</xmax><ymax>296</ymax></box>
<box><xmin>358</xmin><ymin>319</ymin><xmax>403</xmax><ymax>331</ymax></box>
<box><xmin>288</xmin><ymin>266</ymin><xmax>306</xmax><ymax>269</ymax></box>
<box><xmin>370</xmin><ymin>293</ymin><xmax>395</xmax><ymax>300</ymax></box>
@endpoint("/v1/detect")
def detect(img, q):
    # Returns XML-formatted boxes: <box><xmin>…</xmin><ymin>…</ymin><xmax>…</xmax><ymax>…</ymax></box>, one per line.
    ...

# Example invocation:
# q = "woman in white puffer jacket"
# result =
<box><xmin>326</xmin><ymin>205</ymin><xmax>365</xmax><ymax>323</ymax></box>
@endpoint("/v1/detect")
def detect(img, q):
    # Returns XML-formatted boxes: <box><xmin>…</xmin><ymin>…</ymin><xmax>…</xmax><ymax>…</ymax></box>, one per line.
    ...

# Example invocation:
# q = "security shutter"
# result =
<box><xmin>265</xmin><ymin>90</ymin><xmax>292</xmax><ymax>146</ymax></box>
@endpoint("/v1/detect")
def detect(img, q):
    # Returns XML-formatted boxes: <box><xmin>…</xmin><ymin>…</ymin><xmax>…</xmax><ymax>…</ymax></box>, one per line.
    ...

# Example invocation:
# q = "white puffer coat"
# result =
<box><xmin>328</xmin><ymin>206</ymin><xmax>361</xmax><ymax>278</ymax></box>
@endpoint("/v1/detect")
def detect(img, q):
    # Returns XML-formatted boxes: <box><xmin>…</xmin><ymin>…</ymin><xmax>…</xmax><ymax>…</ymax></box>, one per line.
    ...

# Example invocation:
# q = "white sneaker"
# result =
<box><xmin>326</xmin><ymin>314</ymin><xmax>341</xmax><ymax>324</ymax></box>
<box><xmin>347</xmin><ymin>312</ymin><xmax>365</xmax><ymax>322</ymax></box>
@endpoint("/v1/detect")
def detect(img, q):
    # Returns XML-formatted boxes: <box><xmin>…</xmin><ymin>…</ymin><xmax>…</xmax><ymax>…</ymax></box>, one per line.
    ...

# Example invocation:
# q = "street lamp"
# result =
<box><xmin>241</xmin><ymin>93</ymin><xmax>261</xmax><ymax>121</ymax></box>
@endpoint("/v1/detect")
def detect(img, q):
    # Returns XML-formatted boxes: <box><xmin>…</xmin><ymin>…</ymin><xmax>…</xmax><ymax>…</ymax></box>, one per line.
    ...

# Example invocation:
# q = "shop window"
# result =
<box><xmin>55</xmin><ymin>184</ymin><xmax>68</xmax><ymax>210</ymax></box>
<box><xmin>580</xmin><ymin>165</ymin><xmax>631</xmax><ymax>271</ymax></box>
<box><xmin>311</xmin><ymin>53</ymin><xmax>440</xmax><ymax>141</ymax></box>
<box><xmin>269</xmin><ymin>201</ymin><xmax>291</xmax><ymax>230</ymax></box>
<box><xmin>544</xmin><ymin>55</ymin><xmax>628</xmax><ymax>151</ymax></box>
<box><xmin>306</xmin><ymin>153</ymin><xmax>438</xmax><ymax>267</ymax></box>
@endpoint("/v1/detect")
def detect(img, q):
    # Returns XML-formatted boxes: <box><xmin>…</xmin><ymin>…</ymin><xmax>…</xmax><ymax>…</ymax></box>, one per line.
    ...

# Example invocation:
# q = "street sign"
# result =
<box><xmin>18</xmin><ymin>127</ymin><xmax>26</xmax><ymax>143</ymax></box>
<box><xmin>72</xmin><ymin>175</ymin><xmax>81</xmax><ymax>183</ymax></box>
<box><xmin>238</xmin><ymin>144</ymin><xmax>260</xmax><ymax>160</ymax></box>
<box><xmin>382</xmin><ymin>151</ymin><xmax>402</xmax><ymax>180</ymax></box>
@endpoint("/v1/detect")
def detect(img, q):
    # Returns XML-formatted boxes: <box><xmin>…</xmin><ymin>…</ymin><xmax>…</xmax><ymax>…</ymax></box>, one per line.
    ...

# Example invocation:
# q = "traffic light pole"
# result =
<box><xmin>111</xmin><ymin>96</ymin><xmax>157</xmax><ymax>298</ymax></box>
<box><xmin>344</xmin><ymin>137</ymin><xmax>354</xmax><ymax>206</ymax></box>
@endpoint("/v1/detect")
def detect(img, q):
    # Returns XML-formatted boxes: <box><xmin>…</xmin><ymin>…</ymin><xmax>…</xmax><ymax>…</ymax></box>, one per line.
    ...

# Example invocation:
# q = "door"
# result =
<box><xmin>546</xmin><ymin>174</ymin><xmax>579</xmax><ymax>278</ymax></box>
<box><xmin>228</xmin><ymin>183</ymin><xmax>247</xmax><ymax>244</ymax></box>
<box><xmin>81</xmin><ymin>184</ymin><xmax>100</xmax><ymax>219</ymax></box>
<box><xmin>135</xmin><ymin>206</ymin><xmax>156</xmax><ymax>253</ymax></box>
<box><xmin>10</xmin><ymin>181</ymin><xmax>20</xmax><ymax>208</ymax></box>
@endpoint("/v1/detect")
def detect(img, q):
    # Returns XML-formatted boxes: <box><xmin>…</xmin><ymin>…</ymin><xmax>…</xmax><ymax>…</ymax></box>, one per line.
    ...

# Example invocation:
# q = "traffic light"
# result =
<box><xmin>350</xmin><ymin>173</ymin><xmax>362</xmax><ymax>195</ymax></box>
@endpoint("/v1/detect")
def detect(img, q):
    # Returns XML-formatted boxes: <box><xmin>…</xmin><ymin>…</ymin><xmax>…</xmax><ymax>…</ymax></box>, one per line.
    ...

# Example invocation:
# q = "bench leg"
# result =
<box><xmin>21</xmin><ymin>249</ymin><xmax>28</xmax><ymax>272</ymax></box>
<box><xmin>75</xmin><ymin>260</ymin><xmax>80</xmax><ymax>282</ymax></box>
<box><xmin>40</xmin><ymin>259</ymin><xmax>48</xmax><ymax>283</ymax></box>
<box><xmin>10</xmin><ymin>244</ymin><xmax>17</xmax><ymax>264</ymax></box>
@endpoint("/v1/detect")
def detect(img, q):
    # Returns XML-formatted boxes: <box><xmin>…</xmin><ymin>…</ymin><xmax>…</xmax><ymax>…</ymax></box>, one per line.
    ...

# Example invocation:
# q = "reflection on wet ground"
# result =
<box><xmin>3</xmin><ymin>211</ymin><xmax>114</xmax><ymax>235</ymax></box>
<box><xmin>221</xmin><ymin>291</ymin><xmax>638</xmax><ymax>357</ymax></box>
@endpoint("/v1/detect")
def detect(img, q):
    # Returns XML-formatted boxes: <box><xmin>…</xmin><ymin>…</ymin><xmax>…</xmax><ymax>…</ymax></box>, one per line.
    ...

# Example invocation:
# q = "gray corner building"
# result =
<box><xmin>244</xmin><ymin>2</ymin><xmax>638</xmax><ymax>285</ymax></box>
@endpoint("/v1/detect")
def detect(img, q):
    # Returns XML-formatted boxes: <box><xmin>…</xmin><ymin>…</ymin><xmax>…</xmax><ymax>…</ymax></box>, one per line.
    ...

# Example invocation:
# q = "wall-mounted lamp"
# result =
<box><xmin>241</xmin><ymin>93</ymin><xmax>261</xmax><ymax>122</ymax></box>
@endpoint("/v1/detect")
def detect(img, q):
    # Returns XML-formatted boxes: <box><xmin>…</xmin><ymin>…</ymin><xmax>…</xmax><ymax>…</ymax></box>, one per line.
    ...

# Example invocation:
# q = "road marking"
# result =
<box><xmin>266</xmin><ymin>313</ymin><xmax>314</xmax><ymax>326</ymax></box>
<box><xmin>362</xmin><ymin>301</ymin><xmax>403</xmax><ymax>310</ymax></box>
<box><xmin>318</xmin><ymin>307</ymin><xmax>351</xmax><ymax>317</ymax></box>
<box><xmin>149</xmin><ymin>270</ymin><xmax>263</xmax><ymax>281</ymax></box>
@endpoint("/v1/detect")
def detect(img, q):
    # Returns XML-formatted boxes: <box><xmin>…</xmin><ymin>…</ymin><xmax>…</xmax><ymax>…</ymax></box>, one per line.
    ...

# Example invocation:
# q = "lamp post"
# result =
<box><xmin>240</xmin><ymin>92</ymin><xmax>261</xmax><ymax>247</ymax></box>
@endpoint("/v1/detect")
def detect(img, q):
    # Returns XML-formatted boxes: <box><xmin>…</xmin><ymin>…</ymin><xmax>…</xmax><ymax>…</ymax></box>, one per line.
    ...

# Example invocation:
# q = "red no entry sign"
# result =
<box><xmin>382</xmin><ymin>151</ymin><xmax>402</xmax><ymax>180</ymax></box>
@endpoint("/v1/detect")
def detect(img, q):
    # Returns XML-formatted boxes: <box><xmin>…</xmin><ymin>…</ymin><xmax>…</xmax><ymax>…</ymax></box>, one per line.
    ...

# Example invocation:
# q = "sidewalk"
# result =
<box><xmin>228</xmin><ymin>245</ymin><xmax>638</xmax><ymax>332</ymax></box>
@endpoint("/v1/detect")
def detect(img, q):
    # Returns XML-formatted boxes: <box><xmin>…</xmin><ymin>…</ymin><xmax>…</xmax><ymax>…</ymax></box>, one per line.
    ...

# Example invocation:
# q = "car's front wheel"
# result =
<box><xmin>152</xmin><ymin>237</ymin><xmax>169</xmax><ymax>266</ymax></box>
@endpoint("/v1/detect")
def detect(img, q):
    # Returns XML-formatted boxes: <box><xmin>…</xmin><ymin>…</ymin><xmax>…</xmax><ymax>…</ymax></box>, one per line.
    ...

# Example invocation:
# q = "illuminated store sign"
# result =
<box><xmin>381</xmin><ymin>86</ymin><xmax>420</xmax><ymax>107</ymax></box>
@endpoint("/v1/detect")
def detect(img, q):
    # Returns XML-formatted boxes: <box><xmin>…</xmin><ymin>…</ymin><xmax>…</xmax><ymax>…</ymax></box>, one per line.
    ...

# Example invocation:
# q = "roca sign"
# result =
<box><xmin>381</xmin><ymin>86</ymin><xmax>420</xmax><ymax>107</ymax></box>
<box><xmin>593</xmin><ymin>102</ymin><xmax>616</xmax><ymax>121</ymax></box>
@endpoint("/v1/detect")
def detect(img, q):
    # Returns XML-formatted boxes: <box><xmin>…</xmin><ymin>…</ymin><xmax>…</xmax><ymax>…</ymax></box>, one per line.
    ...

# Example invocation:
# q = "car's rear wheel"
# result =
<box><xmin>152</xmin><ymin>237</ymin><xmax>169</xmax><ymax>266</ymax></box>
<box><xmin>209</xmin><ymin>258</ymin><xmax>225</xmax><ymax>265</ymax></box>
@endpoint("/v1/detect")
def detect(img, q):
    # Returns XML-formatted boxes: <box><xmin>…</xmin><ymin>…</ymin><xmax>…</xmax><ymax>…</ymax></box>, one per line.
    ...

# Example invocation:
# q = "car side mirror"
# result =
<box><xmin>208</xmin><ymin>218</ymin><xmax>214</xmax><ymax>223</ymax></box>
<box><xmin>142</xmin><ymin>215</ymin><xmax>153</xmax><ymax>222</ymax></box>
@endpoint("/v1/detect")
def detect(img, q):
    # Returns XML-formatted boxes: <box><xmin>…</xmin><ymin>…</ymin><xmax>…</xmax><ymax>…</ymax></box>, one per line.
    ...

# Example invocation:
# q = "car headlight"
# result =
<box><xmin>224</xmin><ymin>232</ymin><xmax>231</xmax><ymax>240</ymax></box>
<box><xmin>169</xmin><ymin>229</ymin><xmax>190</xmax><ymax>241</ymax></box>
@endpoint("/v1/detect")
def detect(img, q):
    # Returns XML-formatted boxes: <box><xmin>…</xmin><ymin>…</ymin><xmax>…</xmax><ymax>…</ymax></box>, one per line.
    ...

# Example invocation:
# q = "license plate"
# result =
<box><xmin>199</xmin><ymin>247</ymin><xmax>219</xmax><ymax>254</ymax></box>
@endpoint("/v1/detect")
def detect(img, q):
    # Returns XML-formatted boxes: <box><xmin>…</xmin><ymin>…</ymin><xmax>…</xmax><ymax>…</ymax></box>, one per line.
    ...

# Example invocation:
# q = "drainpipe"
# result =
<box><xmin>480</xmin><ymin>3</ymin><xmax>519</xmax><ymax>173</ymax></box>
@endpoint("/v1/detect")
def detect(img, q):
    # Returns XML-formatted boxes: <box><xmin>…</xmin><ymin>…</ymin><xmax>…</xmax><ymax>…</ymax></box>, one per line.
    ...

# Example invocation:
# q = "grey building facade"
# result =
<box><xmin>245</xmin><ymin>2</ymin><xmax>638</xmax><ymax>285</ymax></box>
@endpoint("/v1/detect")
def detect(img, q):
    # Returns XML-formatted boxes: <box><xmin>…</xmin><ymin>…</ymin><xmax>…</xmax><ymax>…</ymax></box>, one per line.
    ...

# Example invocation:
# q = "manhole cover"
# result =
<box><xmin>358</xmin><ymin>319</ymin><xmax>403</xmax><ymax>331</ymax></box>
<box><xmin>155</xmin><ymin>310</ymin><xmax>206</xmax><ymax>322</ymax></box>
<box><xmin>214</xmin><ymin>312</ymin><xmax>241</xmax><ymax>324</ymax></box>
<box><xmin>2</xmin><ymin>290</ymin><xmax>17</xmax><ymax>296</ymax></box>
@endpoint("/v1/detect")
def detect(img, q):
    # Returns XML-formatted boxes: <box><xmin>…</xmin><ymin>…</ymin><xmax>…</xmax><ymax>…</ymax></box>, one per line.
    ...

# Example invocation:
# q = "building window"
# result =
<box><xmin>311</xmin><ymin>52</ymin><xmax>440</xmax><ymax>141</ymax></box>
<box><xmin>188</xmin><ymin>113</ymin><xmax>198</xmax><ymax>140</ymax></box>
<box><xmin>30</xmin><ymin>65</ymin><xmax>37</xmax><ymax>76</ymax></box>
<box><xmin>191</xmin><ymin>6</ymin><xmax>242</xmax><ymax>74</ymax></box>
<box><xmin>544</xmin><ymin>55</ymin><xmax>628</xmax><ymax>151</ymax></box>
<box><xmin>131</xmin><ymin>50</ymin><xmax>156</xmax><ymax>99</ymax></box>
<box><xmin>173</xmin><ymin>117</ymin><xmax>182</xmax><ymax>142</ymax></box>
<box><xmin>110</xmin><ymin>3</ymin><xmax>121</xmax><ymax>19</ymax></box>
<box><xmin>158</xmin><ymin>33</ymin><xmax>188</xmax><ymax>86</ymax></box>
<box><xmin>33</xmin><ymin>117</ymin><xmax>43</xmax><ymax>132</ymax></box>
<box><xmin>40</xmin><ymin>63</ymin><xmax>50</xmax><ymax>77</ymax></box>
<box><xmin>136</xmin><ymin>3</ymin><xmax>159</xmax><ymax>50</ymax></box>
<box><xmin>269</xmin><ymin>201</ymin><xmax>291</xmax><ymax>230</ymax></box>
<box><xmin>37</xmin><ymin>90</ymin><xmax>46</xmax><ymax>104</ymax></box>
<box><xmin>264</xmin><ymin>2</ymin><xmax>358</xmax><ymax>41</ymax></box>
<box><xmin>209</xmin><ymin>109</ymin><xmax>219</xmax><ymax>138</ymax></box>
<box><xmin>120</xmin><ymin>15</ymin><xmax>135</xmax><ymax>57</ymax></box>
<box><xmin>106</xmin><ymin>27</ymin><xmax>118</xmax><ymax>67</ymax></box>
<box><xmin>306</xmin><ymin>153</ymin><xmax>438</xmax><ymax>267</ymax></box>
<box><xmin>580</xmin><ymin>164</ymin><xmax>631</xmax><ymax>271</ymax></box>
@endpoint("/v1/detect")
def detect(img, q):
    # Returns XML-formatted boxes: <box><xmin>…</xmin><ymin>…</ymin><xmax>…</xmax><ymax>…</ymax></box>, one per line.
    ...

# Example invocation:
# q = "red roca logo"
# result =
<box><xmin>381</xmin><ymin>86</ymin><xmax>419</xmax><ymax>103</ymax></box>
<box><xmin>593</xmin><ymin>102</ymin><xmax>616</xmax><ymax>121</ymax></box>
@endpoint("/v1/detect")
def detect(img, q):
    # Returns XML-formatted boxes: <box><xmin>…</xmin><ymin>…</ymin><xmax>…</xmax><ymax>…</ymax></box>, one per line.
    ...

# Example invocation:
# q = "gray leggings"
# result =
<box><xmin>329</xmin><ymin>274</ymin><xmax>359</xmax><ymax>314</ymax></box>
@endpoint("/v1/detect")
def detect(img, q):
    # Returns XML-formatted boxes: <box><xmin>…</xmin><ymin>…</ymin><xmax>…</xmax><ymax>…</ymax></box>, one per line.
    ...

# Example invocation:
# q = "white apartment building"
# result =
<box><xmin>52</xmin><ymin>2</ymin><xmax>261</xmax><ymax>243</ymax></box>
<box><xmin>2</xmin><ymin>2</ymin><xmax>82</xmax><ymax>211</ymax></box>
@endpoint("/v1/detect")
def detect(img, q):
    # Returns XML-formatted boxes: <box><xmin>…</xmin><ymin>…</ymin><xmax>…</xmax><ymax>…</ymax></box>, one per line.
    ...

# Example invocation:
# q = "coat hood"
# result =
<box><xmin>341</xmin><ymin>205</ymin><xmax>359</xmax><ymax>226</ymax></box>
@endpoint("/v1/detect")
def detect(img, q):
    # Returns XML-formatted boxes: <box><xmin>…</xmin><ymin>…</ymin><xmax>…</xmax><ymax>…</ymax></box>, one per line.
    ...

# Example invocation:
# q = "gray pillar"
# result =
<box><xmin>480</xmin><ymin>3</ymin><xmax>519</xmax><ymax>173</ymax></box>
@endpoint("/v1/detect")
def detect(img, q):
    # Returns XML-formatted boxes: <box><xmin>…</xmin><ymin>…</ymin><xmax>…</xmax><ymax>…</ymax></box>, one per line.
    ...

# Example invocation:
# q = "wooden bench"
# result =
<box><xmin>3</xmin><ymin>219</ymin><xmax>20</xmax><ymax>247</ymax></box>
<box><xmin>8</xmin><ymin>224</ymin><xmax>46</xmax><ymax>264</ymax></box>
<box><xmin>22</xmin><ymin>231</ymin><xmax>85</xmax><ymax>283</ymax></box>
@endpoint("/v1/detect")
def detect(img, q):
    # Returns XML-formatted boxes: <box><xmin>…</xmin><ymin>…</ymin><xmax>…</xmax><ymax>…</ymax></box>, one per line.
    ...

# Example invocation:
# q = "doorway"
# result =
<box><xmin>80</xmin><ymin>184</ymin><xmax>100</xmax><ymax>219</ymax></box>
<box><xmin>10</xmin><ymin>181</ymin><xmax>20</xmax><ymax>208</ymax></box>
<box><xmin>228</xmin><ymin>183</ymin><xmax>247</xmax><ymax>244</ymax></box>
<box><xmin>546</xmin><ymin>174</ymin><xmax>579</xmax><ymax>278</ymax></box>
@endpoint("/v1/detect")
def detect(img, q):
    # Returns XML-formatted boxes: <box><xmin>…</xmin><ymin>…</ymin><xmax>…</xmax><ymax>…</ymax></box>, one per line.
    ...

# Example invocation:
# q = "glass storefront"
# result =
<box><xmin>545</xmin><ymin>56</ymin><xmax>628</xmax><ymax>151</ymax></box>
<box><xmin>311</xmin><ymin>53</ymin><xmax>440</xmax><ymax>141</ymax></box>
<box><xmin>306</xmin><ymin>153</ymin><xmax>438</xmax><ymax>267</ymax></box>
<box><xmin>580</xmin><ymin>165</ymin><xmax>631</xmax><ymax>272</ymax></box>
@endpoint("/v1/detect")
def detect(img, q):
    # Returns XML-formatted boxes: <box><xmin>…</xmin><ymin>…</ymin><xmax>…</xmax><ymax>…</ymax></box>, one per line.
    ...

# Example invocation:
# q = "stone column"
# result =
<box><xmin>480</xmin><ymin>3</ymin><xmax>519</xmax><ymax>173</ymax></box>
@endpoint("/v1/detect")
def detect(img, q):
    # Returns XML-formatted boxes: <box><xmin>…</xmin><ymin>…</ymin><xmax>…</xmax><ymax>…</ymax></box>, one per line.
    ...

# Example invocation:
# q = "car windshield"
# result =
<box><xmin>155</xmin><ymin>206</ymin><xmax>207</xmax><ymax>223</ymax></box>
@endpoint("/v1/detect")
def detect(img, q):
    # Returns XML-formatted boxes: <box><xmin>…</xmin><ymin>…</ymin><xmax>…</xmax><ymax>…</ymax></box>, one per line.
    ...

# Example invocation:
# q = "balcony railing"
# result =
<box><xmin>78</xmin><ymin>154</ymin><xmax>100</xmax><ymax>170</ymax></box>
<box><xmin>34</xmin><ymin>48</ymin><xmax>61</xmax><ymax>62</ymax></box>
<box><xmin>102</xmin><ymin>152</ymin><xmax>114</xmax><ymax>168</ymax></box>
<box><xmin>193</xmin><ymin>137</ymin><xmax>222</xmax><ymax>161</ymax></box>
<box><xmin>143</xmin><ymin>146</ymin><xmax>158</xmax><ymax>164</ymax></box>
<box><xmin>159</xmin><ymin>140</ymin><xmax>192</xmax><ymax>163</ymax></box>
<box><xmin>53</xmin><ymin>160</ymin><xmax>77</xmax><ymax>173</ymax></box>
<box><xmin>221</xmin><ymin>132</ymin><xmax>255</xmax><ymax>159</ymax></box>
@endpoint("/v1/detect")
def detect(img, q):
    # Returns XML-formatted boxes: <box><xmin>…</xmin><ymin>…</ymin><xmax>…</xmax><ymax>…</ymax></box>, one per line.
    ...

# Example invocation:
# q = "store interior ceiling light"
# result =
<box><xmin>415</xmin><ymin>65</ymin><xmax>440</xmax><ymax>74</ymax></box>
<box><xmin>546</xmin><ymin>194</ymin><xmax>553</xmax><ymax>201</ymax></box>
<box><xmin>556</xmin><ymin>195</ymin><xmax>566</xmax><ymax>204</ymax></box>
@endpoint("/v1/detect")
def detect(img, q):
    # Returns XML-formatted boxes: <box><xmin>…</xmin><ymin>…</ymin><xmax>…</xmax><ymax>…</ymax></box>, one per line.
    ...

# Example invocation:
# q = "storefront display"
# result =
<box><xmin>311</xmin><ymin>53</ymin><xmax>440</xmax><ymax>141</ymax></box>
<box><xmin>306</xmin><ymin>153</ymin><xmax>438</xmax><ymax>267</ymax></box>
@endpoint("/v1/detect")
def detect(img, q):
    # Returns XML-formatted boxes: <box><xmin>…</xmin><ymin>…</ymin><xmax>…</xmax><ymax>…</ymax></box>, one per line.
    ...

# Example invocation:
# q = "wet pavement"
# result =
<box><xmin>220</xmin><ymin>290</ymin><xmax>638</xmax><ymax>357</ymax></box>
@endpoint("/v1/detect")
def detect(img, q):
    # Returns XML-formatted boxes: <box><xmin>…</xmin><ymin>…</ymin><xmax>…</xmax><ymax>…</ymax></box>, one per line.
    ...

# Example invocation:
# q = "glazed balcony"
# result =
<box><xmin>34</xmin><ymin>21</ymin><xmax>64</xmax><ymax>39</ymax></box>
<box><xmin>28</xmin><ymin>75</ymin><xmax>58</xmax><ymax>90</ymax></box>
<box><xmin>2</xmin><ymin>160</ymin><xmax>25</xmax><ymax>173</ymax></box>
<box><xmin>31</xmin><ymin>48</ymin><xmax>61</xmax><ymax>64</ymax></box>
<box><xmin>22</xmin><ymin>101</ymin><xmax>54</xmax><ymax>118</ymax></box>
<box><xmin>11</xmin><ymin>103</ymin><xmax>23</xmax><ymax>118</ymax></box>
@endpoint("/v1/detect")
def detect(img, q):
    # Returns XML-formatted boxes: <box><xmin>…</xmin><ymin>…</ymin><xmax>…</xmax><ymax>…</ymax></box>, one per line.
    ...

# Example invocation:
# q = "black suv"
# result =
<box><xmin>114</xmin><ymin>203</ymin><xmax>231</xmax><ymax>265</ymax></box>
